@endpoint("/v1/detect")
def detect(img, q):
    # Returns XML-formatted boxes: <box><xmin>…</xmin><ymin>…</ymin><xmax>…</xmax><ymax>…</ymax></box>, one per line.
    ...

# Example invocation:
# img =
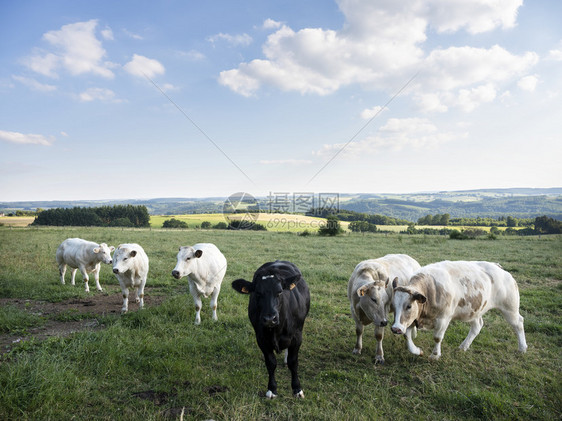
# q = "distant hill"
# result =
<box><xmin>1</xmin><ymin>188</ymin><xmax>561</xmax><ymax>221</ymax></box>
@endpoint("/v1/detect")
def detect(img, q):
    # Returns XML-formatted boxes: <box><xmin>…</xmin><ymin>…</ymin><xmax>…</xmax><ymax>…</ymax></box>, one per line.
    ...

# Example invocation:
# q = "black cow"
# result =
<box><xmin>232</xmin><ymin>260</ymin><xmax>310</xmax><ymax>399</ymax></box>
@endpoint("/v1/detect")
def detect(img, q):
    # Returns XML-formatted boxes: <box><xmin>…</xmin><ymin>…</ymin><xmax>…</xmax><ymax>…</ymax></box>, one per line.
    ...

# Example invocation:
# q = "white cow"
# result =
<box><xmin>56</xmin><ymin>238</ymin><xmax>114</xmax><ymax>292</ymax></box>
<box><xmin>391</xmin><ymin>261</ymin><xmax>528</xmax><ymax>360</ymax></box>
<box><xmin>348</xmin><ymin>254</ymin><xmax>421</xmax><ymax>364</ymax></box>
<box><xmin>172</xmin><ymin>243</ymin><xmax>227</xmax><ymax>325</ymax></box>
<box><xmin>112</xmin><ymin>243</ymin><xmax>149</xmax><ymax>314</ymax></box>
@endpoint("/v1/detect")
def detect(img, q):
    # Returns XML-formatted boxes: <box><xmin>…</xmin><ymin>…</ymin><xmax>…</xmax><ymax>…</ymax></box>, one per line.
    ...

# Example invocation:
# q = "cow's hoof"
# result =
<box><xmin>121</xmin><ymin>309</ymin><xmax>128</xmax><ymax>314</ymax></box>
<box><xmin>429</xmin><ymin>353</ymin><xmax>440</xmax><ymax>361</ymax></box>
<box><xmin>265</xmin><ymin>390</ymin><xmax>277</xmax><ymax>399</ymax></box>
<box><xmin>374</xmin><ymin>356</ymin><xmax>385</xmax><ymax>365</ymax></box>
<box><xmin>352</xmin><ymin>348</ymin><xmax>361</xmax><ymax>355</ymax></box>
<box><xmin>294</xmin><ymin>390</ymin><xmax>304</xmax><ymax>399</ymax></box>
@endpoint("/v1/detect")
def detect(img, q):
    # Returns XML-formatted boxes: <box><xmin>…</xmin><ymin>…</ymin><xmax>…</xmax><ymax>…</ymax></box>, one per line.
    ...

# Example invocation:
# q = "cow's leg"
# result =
<box><xmin>78</xmin><ymin>266</ymin><xmax>90</xmax><ymax>292</ymax></box>
<box><xmin>459</xmin><ymin>317</ymin><xmax>484</xmax><ymax>351</ymax></box>
<box><xmin>374</xmin><ymin>325</ymin><xmax>385</xmax><ymax>364</ymax></box>
<box><xmin>121</xmin><ymin>287</ymin><xmax>129</xmax><ymax>314</ymax></box>
<box><xmin>287</xmin><ymin>342</ymin><xmax>304</xmax><ymax>398</ymax></box>
<box><xmin>404</xmin><ymin>326</ymin><xmax>423</xmax><ymax>356</ymax></box>
<box><xmin>501</xmin><ymin>309</ymin><xmax>528</xmax><ymax>353</ymax></box>
<box><xmin>263</xmin><ymin>350</ymin><xmax>278</xmax><ymax>399</ymax></box>
<box><xmin>70</xmin><ymin>268</ymin><xmax>77</xmax><ymax>285</ymax></box>
<box><xmin>59</xmin><ymin>264</ymin><xmax>67</xmax><ymax>285</ymax></box>
<box><xmin>188</xmin><ymin>281</ymin><xmax>202</xmax><ymax>325</ymax></box>
<box><xmin>93</xmin><ymin>263</ymin><xmax>103</xmax><ymax>291</ymax></box>
<box><xmin>353</xmin><ymin>321</ymin><xmax>364</xmax><ymax>355</ymax></box>
<box><xmin>137</xmin><ymin>278</ymin><xmax>146</xmax><ymax>310</ymax></box>
<box><xmin>429</xmin><ymin>317</ymin><xmax>452</xmax><ymax>360</ymax></box>
<box><xmin>210</xmin><ymin>285</ymin><xmax>220</xmax><ymax>321</ymax></box>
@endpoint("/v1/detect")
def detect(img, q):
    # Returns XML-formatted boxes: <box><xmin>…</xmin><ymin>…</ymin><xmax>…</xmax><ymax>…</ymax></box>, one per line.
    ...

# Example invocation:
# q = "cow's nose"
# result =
<box><xmin>113</xmin><ymin>268</ymin><xmax>119</xmax><ymax>274</ymax></box>
<box><xmin>391</xmin><ymin>326</ymin><xmax>402</xmax><ymax>335</ymax></box>
<box><xmin>172</xmin><ymin>270</ymin><xmax>180</xmax><ymax>279</ymax></box>
<box><xmin>263</xmin><ymin>315</ymin><xmax>279</xmax><ymax>327</ymax></box>
<box><xmin>380</xmin><ymin>320</ymin><xmax>388</xmax><ymax>327</ymax></box>
<box><xmin>109</xmin><ymin>260</ymin><xmax>113</xmax><ymax>264</ymax></box>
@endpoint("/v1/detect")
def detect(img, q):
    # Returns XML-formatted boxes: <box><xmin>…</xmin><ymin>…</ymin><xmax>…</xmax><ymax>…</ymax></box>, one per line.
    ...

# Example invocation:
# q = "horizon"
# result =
<box><xmin>1</xmin><ymin>1</ymin><xmax>561</xmax><ymax>201</ymax></box>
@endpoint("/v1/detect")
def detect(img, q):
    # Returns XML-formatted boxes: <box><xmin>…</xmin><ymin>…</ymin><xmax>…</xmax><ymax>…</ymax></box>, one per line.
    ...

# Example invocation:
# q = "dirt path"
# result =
<box><xmin>0</xmin><ymin>289</ymin><xmax>167</xmax><ymax>354</ymax></box>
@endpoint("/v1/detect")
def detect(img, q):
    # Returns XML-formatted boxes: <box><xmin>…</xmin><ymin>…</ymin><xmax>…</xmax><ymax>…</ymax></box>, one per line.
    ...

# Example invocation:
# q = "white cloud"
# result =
<box><xmin>315</xmin><ymin>117</ymin><xmax>460</xmax><ymax>157</ymax></box>
<box><xmin>219</xmin><ymin>0</ymin><xmax>532</xmax><ymax>111</ymax></box>
<box><xmin>12</xmin><ymin>75</ymin><xmax>56</xmax><ymax>92</ymax></box>
<box><xmin>263</xmin><ymin>19</ymin><xmax>282</xmax><ymax>30</ymax></box>
<box><xmin>0</xmin><ymin>130</ymin><xmax>54</xmax><ymax>146</ymax></box>
<box><xmin>517</xmin><ymin>75</ymin><xmax>538</xmax><ymax>92</ymax></box>
<box><xmin>60</xmin><ymin>131</ymin><xmax>69</xmax><ymax>137</ymax></box>
<box><xmin>101</xmin><ymin>26</ymin><xmax>114</xmax><ymax>40</ymax></box>
<box><xmin>260</xmin><ymin>159</ymin><xmax>312</xmax><ymax>165</ymax></box>
<box><xmin>123</xmin><ymin>29</ymin><xmax>144</xmax><ymax>40</ymax></box>
<box><xmin>208</xmin><ymin>33</ymin><xmax>252</xmax><ymax>46</ymax></box>
<box><xmin>426</xmin><ymin>0</ymin><xmax>522</xmax><ymax>34</ymax></box>
<box><xmin>360</xmin><ymin>106</ymin><xmax>384</xmax><ymax>120</ymax></box>
<box><xmin>26</xmin><ymin>19</ymin><xmax>114</xmax><ymax>79</ymax></box>
<box><xmin>548</xmin><ymin>48</ymin><xmax>562</xmax><ymax>61</ymax></box>
<box><xmin>456</xmin><ymin>83</ymin><xmax>497</xmax><ymax>112</ymax></box>
<box><xmin>176</xmin><ymin>49</ymin><xmax>206</xmax><ymax>61</ymax></box>
<box><xmin>79</xmin><ymin>87</ymin><xmax>117</xmax><ymax>102</ymax></box>
<box><xmin>123</xmin><ymin>54</ymin><xmax>165</xmax><ymax>78</ymax></box>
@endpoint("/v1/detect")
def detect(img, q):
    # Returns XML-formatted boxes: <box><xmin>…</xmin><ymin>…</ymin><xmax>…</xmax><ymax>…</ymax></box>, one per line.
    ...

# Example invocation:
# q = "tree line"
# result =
<box><xmin>32</xmin><ymin>205</ymin><xmax>150</xmax><ymax>227</ymax></box>
<box><xmin>417</xmin><ymin>213</ymin><xmax>534</xmax><ymax>227</ymax></box>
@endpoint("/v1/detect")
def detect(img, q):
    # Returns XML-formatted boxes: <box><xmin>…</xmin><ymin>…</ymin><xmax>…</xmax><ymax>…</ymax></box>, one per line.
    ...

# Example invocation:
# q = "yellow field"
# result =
<box><xmin>0</xmin><ymin>216</ymin><xmax>35</xmax><ymax>227</ymax></box>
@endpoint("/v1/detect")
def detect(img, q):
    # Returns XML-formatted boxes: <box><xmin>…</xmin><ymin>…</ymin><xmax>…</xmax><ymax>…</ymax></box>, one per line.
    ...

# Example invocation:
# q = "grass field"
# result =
<box><xmin>0</xmin><ymin>227</ymin><xmax>560</xmax><ymax>420</ymax></box>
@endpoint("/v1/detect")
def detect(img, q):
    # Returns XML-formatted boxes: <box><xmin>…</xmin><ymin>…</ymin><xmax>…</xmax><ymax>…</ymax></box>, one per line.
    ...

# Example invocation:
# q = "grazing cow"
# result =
<box><xmin>348</xmin><ymin>254</ymin><xmax>421</xmax><ymax>364</ymax></box>
<box><xmin>171</xmin><ymin>243</ymin><xmax>227</xmax><ymax>325</ymax></box>
<box><xmin>232</xmin><ymin>260</ymin><xmax>310</xmax><ymax>399</ymax></box>
<box><xmin>391</xmin><ymin>261</ymin><xmax>528</xmax><ymax>360</ymax></box>
<box><xmin>56</xmin><ymin>238</ymin><xmax>114</xmax><ymax>292</ymax></box>
<box><xmin>112</xmin><ymin>243</ymin><xmax>149</xmax><ymax>314</ymax></box>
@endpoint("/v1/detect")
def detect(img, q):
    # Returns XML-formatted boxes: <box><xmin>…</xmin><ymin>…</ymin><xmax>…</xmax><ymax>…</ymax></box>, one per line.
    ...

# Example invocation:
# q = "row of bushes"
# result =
<box><xmin>161</xmin><ymin>218</ymin><xmax>267</xmax><ymax>231</ymax></box>
<box><xmin>31</xmin><ymin>205</ymin><xmax>150</xmax><ymax>227</ymax></box>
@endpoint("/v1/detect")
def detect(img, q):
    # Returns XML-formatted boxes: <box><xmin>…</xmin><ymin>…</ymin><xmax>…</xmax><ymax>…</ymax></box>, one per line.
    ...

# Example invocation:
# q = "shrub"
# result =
<box><xmin>162</xmin><ymin>218</ymin><xmax>188</xmax><ymax>229</ymax></box>
<box><xmin>213</xmin><ymin>222</ymin><xmax>228</xmax><ymax>230</ymax></box>
<box><xmin>318</xmin><ymin>215</ymin><xmax>343</xmax><ymax>236</ymax></box>
<box><xmin>449</xmin><ymin>230</ymin><xmax>468</xmax><ymax>240</ymax></box>
<box><xmin>201</xmin><ymin>221</ymin><xmax>212</xmax><ymax>229</ymax></box>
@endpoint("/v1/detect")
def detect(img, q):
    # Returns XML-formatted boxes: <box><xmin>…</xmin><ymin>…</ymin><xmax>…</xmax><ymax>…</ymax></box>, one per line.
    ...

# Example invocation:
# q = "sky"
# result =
<box><xmin>1</xmin><ymin>0</ymin><xmax>561</xmax><ymax>201</ymax></box>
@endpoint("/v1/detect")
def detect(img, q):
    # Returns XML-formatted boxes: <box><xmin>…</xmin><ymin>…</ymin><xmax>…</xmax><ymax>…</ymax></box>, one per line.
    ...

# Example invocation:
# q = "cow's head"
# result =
<box><xmin>112</xmin><ymin>245</ymin><xmax>137</xmax><ymax>275</ymax></box>
<box><xmin>94</xmin><ymin>243</ymin><xmax>115</xmax><ymax>265</ymax></box>
<box><xmin>356</xmin><ymin>277</ymin><xmax>397</xmax><ymax>327</ymax></box>
<box><xmin>172</xmin><ymin>246</ymin><xmax>203</xmax><ymax>279</ymax></box>
<box><xmin>232</xmin><ymin>272</ymin><xmax>301</xmax><ymax>328</ymax></box>
<box><xmin>391</xmin><ymin>278</ymin><xmax>426</xmax><ymax>335</ymax></box>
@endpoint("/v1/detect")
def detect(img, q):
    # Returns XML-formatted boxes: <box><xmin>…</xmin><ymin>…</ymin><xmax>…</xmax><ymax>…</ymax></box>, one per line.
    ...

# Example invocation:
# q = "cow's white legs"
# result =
<box><xmin>460</xmin><ymin>317</ymin><xmax>484</xmax><ymax>351</ymax></box>
<box><xmin>121</xmin><ymin>287</ymin><xmax>129</xmax><ymax>314</ymax></box>
<box><xmin>404</xmin><ymin>327</ymin><xmax>423</xmax><ymax>356</ymax></box>
<box><xmin>501</xmin><ymin>309</ymin><xmax>528</xmax><ymax>353</ymax></box>
<box><xmin>59</xmin><ymin>264</ymin><xmax>67</xmax><ymax>285</ymax></box>
<box><xmin>93</xmin><ymin>264</ymin><xmax>103</xmax><ymax>291</ymax></box>
<box><xmin>210</xmin><ymin>286</ymin><xmax>221</xmax><ymax>321</ymax></box>
<box><xmin>189</xmin><ymin>282</ymin><xmax>202</xmax><ymax>325</ymax></box>
<box><xmin>70</xmin><ymin>268</ymin><xmax>78</xmax><ymax>286</ymax></box>
<box><xmin>374</xmin><ymin>325</ymin><xmax>385</xmax><ymax>364</ymax></box>
<box><xmin>137</xmin><ymin>279</ymin><xmax>146</xmax><ymax>310</ymax></box>
<box><xmin>79</xmin><ymin>266</ymin><xmax>90</xmax><ymax>292</ymax></box>
<box><xmin>353</xmin><ymin>321</ymin><xmax>364</xmax><ymax>355</ymax></box>
<box><xmin>430</xmin><ymin>318</ymin><xmax>452</xmax><ymax>360</ymax></box>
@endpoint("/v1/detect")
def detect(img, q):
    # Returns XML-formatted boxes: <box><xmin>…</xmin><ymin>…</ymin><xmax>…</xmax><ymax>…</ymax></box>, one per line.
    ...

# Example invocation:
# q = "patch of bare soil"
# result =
<box><xmin>0</xmin><ymin>288</ymin><xmax>167</xmax><ymax>354</ymax></box>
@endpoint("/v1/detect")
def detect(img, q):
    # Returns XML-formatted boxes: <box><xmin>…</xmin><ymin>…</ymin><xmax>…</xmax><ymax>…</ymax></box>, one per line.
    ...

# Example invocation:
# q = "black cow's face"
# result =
<box><xmin>232</xmin><ymin>273</ymin><xmax>299</xmax><ymax>328</ymax></box>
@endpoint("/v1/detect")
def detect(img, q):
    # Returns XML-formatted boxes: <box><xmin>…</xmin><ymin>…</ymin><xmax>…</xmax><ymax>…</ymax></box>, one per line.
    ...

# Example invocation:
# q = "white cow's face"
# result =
<box><xmin>94</xmin><ymin>243</ymin><xmax>115</xmax><ymax>264</ymax></box>
<box><xmin>391</xmin><ymin>287</ymin><xmax>426</xmax><ymax>335</ymax></box>
<box><xmin>357</xmin><ymin>281</ymin><xmax>391</xmax><ymax>327</ymax></box>
<box><xmin>112</xmin><ymin>246</ymin><xmax>137</xmax><ymax>275</ymax></box>
<box><xmin>172</xmin><ymin>246</ymin><xmax>203</xmax><ymax>279</ymax></box>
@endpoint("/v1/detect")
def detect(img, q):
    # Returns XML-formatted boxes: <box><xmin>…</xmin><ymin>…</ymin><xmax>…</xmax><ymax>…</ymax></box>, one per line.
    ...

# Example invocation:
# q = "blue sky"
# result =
<box><xmin>1</xmin><ymin>0</ymin><xmax>561</xmax><ymax>201</ymax></box>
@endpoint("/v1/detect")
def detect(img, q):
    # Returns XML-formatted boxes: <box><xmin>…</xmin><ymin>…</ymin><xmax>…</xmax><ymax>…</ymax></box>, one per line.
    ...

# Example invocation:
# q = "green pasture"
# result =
<box><xmin>0</xmin><ymin>227</ymin><xmax>560</xmax><ymax>420</ymax></box>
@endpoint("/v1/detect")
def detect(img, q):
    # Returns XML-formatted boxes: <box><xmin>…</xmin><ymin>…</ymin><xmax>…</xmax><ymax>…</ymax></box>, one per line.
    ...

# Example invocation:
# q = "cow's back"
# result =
<box><xmin>193</xmin><ymin>243</ymin><xmax>227</xmax><ymax>276</ymax></box>
<box><xmin>56</xmin><ymin>238</ymin><xmax>95</xmax><ymax>265</ymax></box>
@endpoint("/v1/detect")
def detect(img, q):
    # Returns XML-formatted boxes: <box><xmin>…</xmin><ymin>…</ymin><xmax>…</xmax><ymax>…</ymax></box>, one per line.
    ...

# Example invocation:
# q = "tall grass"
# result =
<box><xmin>0</xmin><ymin>227</ymin><xmax>560</xmax><ymax>420</ymax></box>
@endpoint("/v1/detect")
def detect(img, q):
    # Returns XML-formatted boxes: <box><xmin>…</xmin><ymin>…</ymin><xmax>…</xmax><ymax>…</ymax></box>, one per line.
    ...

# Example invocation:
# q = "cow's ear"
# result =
<box><xmin>93</xmin><ymin>247</ymin><xmax>100</xmax><ymax>254</ymax></box>
<box><xmin>357</xmin><ymin>284</ymin><xmax>371</xmax><ymax>297</ymax></box>
<box><xmin>413</xmin><ymin>293</ymin><xmax>426</xmax><ymax>304</ymax></box>
<box><xmin>232</xmin><ymin>279</ymin><xmax>254</xmax><ymax>294</ymax></box>
<box><xmin>386</xmin><ymin>277</ymin><xmax>396</xmax><ymax>288</ymax></box>
<box><xmin>109</xmin><ymin>246</ymin><xmax>115</xmax><ymax>252</ymax></box>
<box><xmin>282</xmin><ymin>274</ymin><xmax>301</xmax><ymax>291</ymax></box>
<box><xmin>129</xmin><ymin>250</ymin><xmax>137</xmax><ymax>258</ymax></box>
<box><xmin>194</xmin><ymin>249</ymin><xmax>203</xmax><ymax>258</ymax></box>
<box><xmin>392</xmin><ymin>278</ymin><xmax>399</xmax><ymax>289</ymax></box>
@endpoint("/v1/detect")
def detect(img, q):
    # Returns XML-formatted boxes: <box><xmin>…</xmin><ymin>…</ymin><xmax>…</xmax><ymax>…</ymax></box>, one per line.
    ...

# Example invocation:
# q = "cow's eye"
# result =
<box><xmin>406</xmin><ymin>304</ymin><xmax>412</xmax><ymax>310</ymax></box>
<box><xmin>370</xmin><ymin>297</ymin><xmax>377</xmax><ymax>304</ymax></box>
<box><xmin>185</xmin><ymin>257</ymin><xmax>191</xmax><ymax>261</ymax></box>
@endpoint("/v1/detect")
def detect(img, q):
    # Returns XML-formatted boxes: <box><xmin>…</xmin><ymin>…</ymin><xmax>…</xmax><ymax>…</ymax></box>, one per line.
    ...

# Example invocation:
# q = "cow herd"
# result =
<box><xmin>55</xmin><ymin>237</ymin><xmax>528</xmax><ymax>399</ymax></box>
